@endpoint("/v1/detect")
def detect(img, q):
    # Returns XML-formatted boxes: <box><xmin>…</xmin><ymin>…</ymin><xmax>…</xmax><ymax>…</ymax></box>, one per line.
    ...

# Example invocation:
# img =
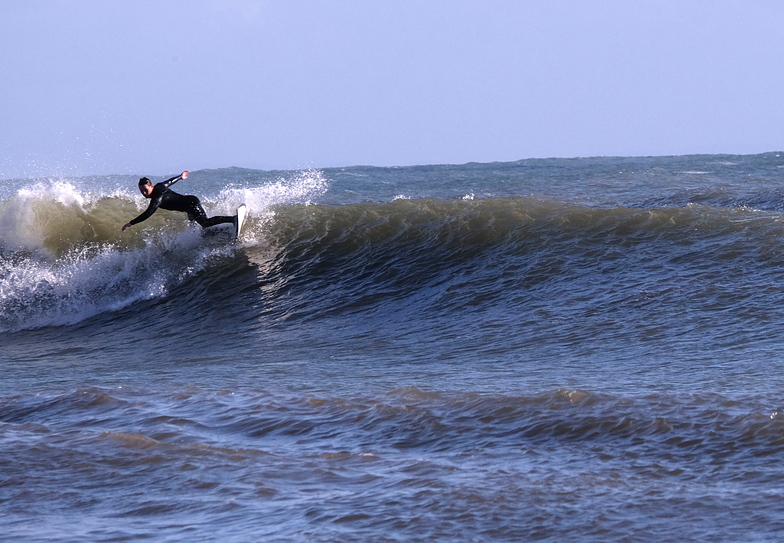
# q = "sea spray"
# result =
<box><xmin>0</xmin><ymin>169</ymin><xmax>330</xmax><ymax>331</ymax></box>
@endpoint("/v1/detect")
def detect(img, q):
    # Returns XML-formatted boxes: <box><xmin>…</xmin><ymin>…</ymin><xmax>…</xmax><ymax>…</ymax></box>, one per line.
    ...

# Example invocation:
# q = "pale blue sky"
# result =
<box><xmin>2</xmin><ymin>0</ymin><xmax>783</xmax><ymax>179</ymax></box>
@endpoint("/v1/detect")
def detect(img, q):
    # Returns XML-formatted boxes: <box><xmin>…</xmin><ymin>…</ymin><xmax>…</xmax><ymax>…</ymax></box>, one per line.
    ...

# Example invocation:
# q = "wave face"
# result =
<box><xmin>5</xmin><ymin>153</ymin><xmax>784</xmax><ymax>541</ymax></box>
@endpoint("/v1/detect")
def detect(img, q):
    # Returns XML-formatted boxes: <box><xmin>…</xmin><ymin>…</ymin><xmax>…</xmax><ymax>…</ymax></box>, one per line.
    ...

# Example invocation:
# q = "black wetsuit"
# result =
<box><xmin>129</xmin><ymin>174</ymin><xmax>235</xmax><ymax>228</ymax></box>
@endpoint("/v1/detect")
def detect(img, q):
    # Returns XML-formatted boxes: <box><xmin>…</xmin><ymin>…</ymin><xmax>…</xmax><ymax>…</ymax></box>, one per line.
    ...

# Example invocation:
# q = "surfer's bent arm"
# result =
<box><xmin>162</xmin><ymin>170</ymin><xmax>190</xmax><ymax>188</ymax></box>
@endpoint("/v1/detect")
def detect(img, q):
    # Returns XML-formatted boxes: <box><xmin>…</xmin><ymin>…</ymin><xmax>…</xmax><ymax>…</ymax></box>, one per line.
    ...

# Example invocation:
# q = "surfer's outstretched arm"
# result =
<box><xmin>122</xmin><ymin>196</ymin><xmax>163</xmax><ymax>230</ymax></box>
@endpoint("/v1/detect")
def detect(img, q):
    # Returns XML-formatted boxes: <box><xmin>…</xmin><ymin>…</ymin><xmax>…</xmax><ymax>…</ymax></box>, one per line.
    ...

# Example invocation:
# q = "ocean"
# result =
<box><xmin>3</xmin><ymin>153</ymin><xmax>784</xmax><ymax>541</ymax></box>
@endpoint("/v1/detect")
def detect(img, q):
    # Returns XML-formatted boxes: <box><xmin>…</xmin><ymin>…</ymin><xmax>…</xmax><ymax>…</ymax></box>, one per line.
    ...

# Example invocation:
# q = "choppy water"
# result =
<box><xmin>4</xmin><ymin>153</ymin><xmax>784</xmax><ymax>541</ymax></box>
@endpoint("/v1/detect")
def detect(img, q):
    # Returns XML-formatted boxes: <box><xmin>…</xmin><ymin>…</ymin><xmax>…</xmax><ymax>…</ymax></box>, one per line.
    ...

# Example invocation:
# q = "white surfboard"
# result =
<box><xmin>235</xmin><ymin>204</ymin><xmax>247</xmax><ymax>240</ymax></box>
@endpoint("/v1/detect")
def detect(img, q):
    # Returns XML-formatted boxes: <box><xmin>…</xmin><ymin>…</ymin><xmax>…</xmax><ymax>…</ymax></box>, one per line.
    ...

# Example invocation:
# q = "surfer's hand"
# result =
<box><xmin>181</xmin><ymin>170</ymin><xmax>190</xmax><ymax>180</ymax></box>
<box><xmin>122</xmin><ymin>223</ymin><xmax>131</xmax><ymax>232</ymax></box>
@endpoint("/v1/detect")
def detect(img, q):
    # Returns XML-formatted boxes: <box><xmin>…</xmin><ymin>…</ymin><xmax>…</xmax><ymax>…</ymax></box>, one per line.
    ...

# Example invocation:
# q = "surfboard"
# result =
<box><xmin>235</xmin><ymin>204</ymin><xmax>247</xmax><ymax>240</ymax></box>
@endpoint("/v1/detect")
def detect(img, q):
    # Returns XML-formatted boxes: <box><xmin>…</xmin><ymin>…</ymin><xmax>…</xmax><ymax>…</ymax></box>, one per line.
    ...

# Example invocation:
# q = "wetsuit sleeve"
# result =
<box><xmin>129</xmin><ymin>192</ymin><xmax>164</xmax><ymax>225</ymax></box>
<box><xmin>161</xmin><ymin>173</ymin><xmax>185</xmax><ymax>188</ymax></box>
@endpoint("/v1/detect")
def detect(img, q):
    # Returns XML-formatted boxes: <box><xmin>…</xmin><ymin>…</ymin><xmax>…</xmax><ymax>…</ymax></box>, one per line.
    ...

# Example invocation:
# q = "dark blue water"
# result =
<box><xmin>3</xmin><ymin>153</ymin><xmax>784</xmax><ymax>541</ymax></box>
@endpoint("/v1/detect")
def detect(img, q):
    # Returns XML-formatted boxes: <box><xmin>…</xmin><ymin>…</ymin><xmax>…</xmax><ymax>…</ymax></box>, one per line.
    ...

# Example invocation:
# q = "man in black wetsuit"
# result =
<box><xmin>121</xmin><ymin>170</ymin><xmax>236</xmax><ymax>232</ymax></box>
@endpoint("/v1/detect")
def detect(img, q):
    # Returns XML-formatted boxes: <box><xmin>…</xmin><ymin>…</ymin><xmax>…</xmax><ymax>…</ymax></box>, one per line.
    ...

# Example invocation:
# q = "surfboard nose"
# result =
<box><xmin>235</xmin><ymin>204</ymin><xmax>247</xmax><ymax>240</ymax></box>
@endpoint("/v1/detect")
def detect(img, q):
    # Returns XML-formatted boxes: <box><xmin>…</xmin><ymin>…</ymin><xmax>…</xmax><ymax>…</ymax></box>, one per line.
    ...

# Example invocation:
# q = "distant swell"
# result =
<box><xmin>3</xmin><ymin>385</ymin><xmax>783</xmax><ymax>467</ymax></box>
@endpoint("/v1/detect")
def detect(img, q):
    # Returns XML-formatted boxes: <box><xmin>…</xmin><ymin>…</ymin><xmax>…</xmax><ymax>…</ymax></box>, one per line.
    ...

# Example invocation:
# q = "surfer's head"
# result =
<box><xmin>138</xmin><ymin>177</ymin><xmax>154</xmax><ymax>198</ymax></box>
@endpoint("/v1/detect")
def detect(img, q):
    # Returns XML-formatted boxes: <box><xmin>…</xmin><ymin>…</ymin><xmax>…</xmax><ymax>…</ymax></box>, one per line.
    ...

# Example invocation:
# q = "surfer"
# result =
<box><xmin>121</xmin><ymin>171</ymin><xmax>236</xmax><ymax>232</ymax></box>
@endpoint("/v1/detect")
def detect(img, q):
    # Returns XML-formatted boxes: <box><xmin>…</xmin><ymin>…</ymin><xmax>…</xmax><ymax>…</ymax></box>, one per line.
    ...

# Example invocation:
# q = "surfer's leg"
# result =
<box><xmin>185</xmin><ymin>197</ymin><xmax>209</xmax><ymax>227</ymax></box>
<box><xmin>185</xmin><ymin>196</ymin><xmax>234</xmax><ymax>228</ymax></box>
<box><xmin>201</xmin><ymin>215</ymin><xmax>235</xmax><ymax>228</ymax></box>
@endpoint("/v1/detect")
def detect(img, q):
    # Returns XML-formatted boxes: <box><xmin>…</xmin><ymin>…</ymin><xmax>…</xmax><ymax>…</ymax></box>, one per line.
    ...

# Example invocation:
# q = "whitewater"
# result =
<box><xmin>4</xmin><ymin>153</ymin><xmax>784</xmax><ymax>541</ymax></box>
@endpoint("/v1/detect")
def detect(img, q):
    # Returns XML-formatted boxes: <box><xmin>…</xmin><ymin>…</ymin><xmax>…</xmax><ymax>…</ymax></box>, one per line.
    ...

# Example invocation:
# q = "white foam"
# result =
<box><xmin>0</xmin><ymin>227</ymin><xmax>237</xmax><ymax>332</ymax></box>
<box><xmin>17</xmin><ymin>181</ymin><xmax>87</xmax><ymax>207</ymax></box>
<box><xmin>202</xmin><ymin>169</ymin><xmax>330</xmax><ymax>245</ymax></box>
<box><xmin>213</xmin><ymin>168</ymin><xmax>329</xmax><ymax>212</ymax></box>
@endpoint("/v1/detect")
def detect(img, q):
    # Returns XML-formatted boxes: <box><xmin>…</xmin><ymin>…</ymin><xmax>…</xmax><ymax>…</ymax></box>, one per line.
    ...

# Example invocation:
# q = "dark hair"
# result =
<box><xmin>138</xmin><ymin>177</ymin><xmax>151</xmax><ymax>186</ymax></box>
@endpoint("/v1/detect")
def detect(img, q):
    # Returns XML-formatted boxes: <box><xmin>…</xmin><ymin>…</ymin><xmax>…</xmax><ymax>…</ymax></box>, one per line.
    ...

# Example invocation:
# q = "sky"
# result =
<box><xmin>2</xmin><ymin>0</ymin><xmax>784</xmax><ymax>179</ymax></box>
